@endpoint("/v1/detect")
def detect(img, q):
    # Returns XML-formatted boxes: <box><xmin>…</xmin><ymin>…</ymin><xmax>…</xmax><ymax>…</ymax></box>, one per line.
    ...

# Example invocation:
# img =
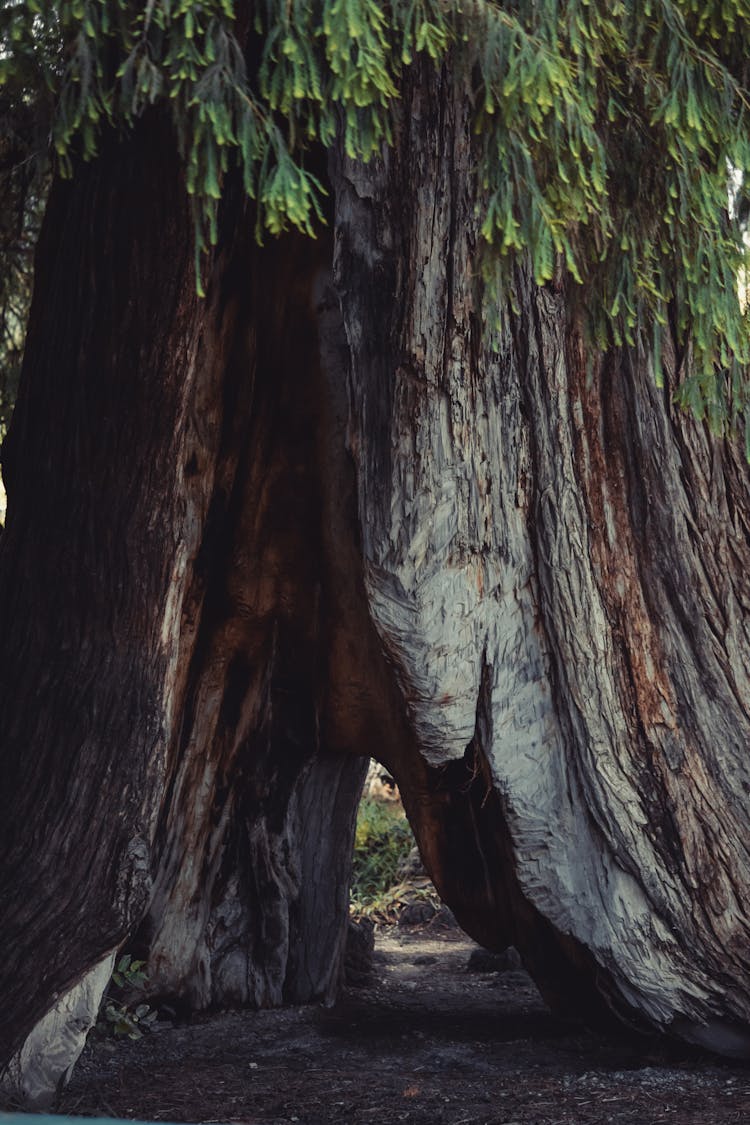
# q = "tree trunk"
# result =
<box><xmin>135</xmin><ymin>220</ymin><xmax>368</xmax><ymax>1014</ymax></box>
<box><xmin>0</xmin><ymin>117</ymin><xmax>204</xmax><ymax>1100</ymax></box>
<box><xmin>330</xmin><ymin>61</ymin><xmax>750</xmax><ymax>1054</ymax></box>
<box><xmin>4</xmin><ymin>46</ymin><xmax>750</xmax><ymax>1107</ymax></box>
<box><xmin>0</xmin><ymin>118</ymin><xmax>365</xmax><ymax>1104</ymax></box>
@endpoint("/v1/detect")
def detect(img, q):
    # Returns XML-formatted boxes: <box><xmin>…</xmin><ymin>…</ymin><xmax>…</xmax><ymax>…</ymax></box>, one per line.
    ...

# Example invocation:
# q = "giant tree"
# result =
<box><xmin>4</xmin><ymin>0</ymin><xmax>750</xmax><ymax>1106</ymax></box>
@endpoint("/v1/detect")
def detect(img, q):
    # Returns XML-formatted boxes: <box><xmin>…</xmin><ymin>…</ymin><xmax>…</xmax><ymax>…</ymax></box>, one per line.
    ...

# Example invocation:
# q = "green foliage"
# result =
<box><xmin>351</xmin><ymin>877</ymin><xmax>440</xmax><ymax>923</ymax></box>
<box><xmin>3</xmin><ymin>0</ymin><xmax>750</xmax><ymax>431</ymax></box>
<box><xmin>0</xmin><ymin>149</ymin><xmax>43</xmax><ymax>443</ymax></box>
<box><xmin>0</xmin><ymin>3</ymin><xmax>54</xmax><ymax>440</ymax></box>
<box><xmin>111</xmin><ymin>952</ymin><xmax>148</xmax><ymax>990</ymax></box>
<box><xmin>97</xmin><ymin>954</ymin><xmax>156</xmax><ymax>1040</ymax></box>
<box><xmin>469</xmin><ymin>0</ymin><xmax>750</xmax><ymax>439</ymax></box>
<box><xmin>351</xmin><ymin>796</ymin><xmax>414</xmax><ymax>908</ymax></box>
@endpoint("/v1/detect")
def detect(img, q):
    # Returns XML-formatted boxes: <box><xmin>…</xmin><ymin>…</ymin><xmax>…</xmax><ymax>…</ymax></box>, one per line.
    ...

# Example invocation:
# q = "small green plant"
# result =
<box><xmin>351</xmin><ymin>878</ymin><xmax>441</xmax><ymax>924</ymax></box>
<box><xmin>350</xmin><ymin>796</ymin><xmax>414</xmax><ymax>911</ymax></box>
<box><xmin>97</xmin><ymin>954</ymin><xmax>157</xmax><ymax>1040</ymax></box>
<box><xmin>111</xmin><ymin>953</ymin><xmax>148</xmax><ymax>991</ymax></box>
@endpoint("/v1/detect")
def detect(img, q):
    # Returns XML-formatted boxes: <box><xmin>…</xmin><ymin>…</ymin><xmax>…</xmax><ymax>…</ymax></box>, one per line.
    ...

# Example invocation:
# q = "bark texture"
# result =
<box><xmin>137</xmin><ymin>227</ymin><xmax>368</xmax><ymax>1012</ymax></box>
<box><xmin>330</xmin><ymin>61</ymin><xmax>750</xmax><ymax>1051</ymax></box>
<box><xmin>0</xmin><ymin>120</ymin><xmax>365</xmax><ymax>1098</ymax></box>
<box><xmin>1</xmin><ymin>954</ymin><xmax>114</xmax><ymax>1107</ymax></box>
<box><xmin>0</xmin><ymin>118</ymin><xmax>204</xmax><ymax>1083</ymax></box>
<box><xmin>4</xmin><ymin>43</ymin><xmax>750</xmax><ymax>1102</ymax></box>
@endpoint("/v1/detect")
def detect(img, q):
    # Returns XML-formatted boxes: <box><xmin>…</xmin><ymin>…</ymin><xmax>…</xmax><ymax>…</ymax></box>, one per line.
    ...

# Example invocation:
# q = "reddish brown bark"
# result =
<box><xmin>0</xmin><ymin>117</ymin><xmax>202</xmax><ymax>1072</ymax></box>
<box><xmin>5</xmin><ymin>48</ymin><xmax>750</xmax><ymax>1109</ymax></box>
<box><xmin>0</xmin><ymin>121</ymin><xmax>367</xmax><ymax>1098</ymax></box>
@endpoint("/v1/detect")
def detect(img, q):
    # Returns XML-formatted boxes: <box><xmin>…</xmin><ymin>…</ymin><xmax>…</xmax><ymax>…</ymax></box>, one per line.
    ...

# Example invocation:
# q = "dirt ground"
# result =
<box><xmin>56</xmin><ymin>920</ymin><xmax>750</xmax><ymax>1125</ymax></box>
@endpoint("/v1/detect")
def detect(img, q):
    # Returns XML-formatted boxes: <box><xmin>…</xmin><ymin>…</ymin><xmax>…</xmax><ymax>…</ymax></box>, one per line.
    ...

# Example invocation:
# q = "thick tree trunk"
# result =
<box><xmin>0</xmin><ymin>119</ymin><xmax>365</xmax><ymax>1103</ymax></box>
<box><xmin>4</xmin><ymin>45</ymin><xmax>750</xmax><ymax>1106</ymax></box>
<box><xmin>330</xmin><ymin>61</ymin><xmax>750</xmax><ymax>1053</ymax></box>
<box><xmin>0</xmin><ymin>118</ymin><xmax>204</xmax><ymax>1099</ymax></box>
<box><xmin>136</xmin><ymin>224</ymin><xmax>368</xmax><ymax>1013</ymax></box>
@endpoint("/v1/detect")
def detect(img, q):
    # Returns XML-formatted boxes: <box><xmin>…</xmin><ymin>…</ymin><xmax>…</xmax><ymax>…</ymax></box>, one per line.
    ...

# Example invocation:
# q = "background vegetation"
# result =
<box><xmin>351</xmin><ymin>796</ymin><xmax>414</xmax><ymax>909</ymax></box>
<box><xmin>0</xmin><ymin>4</ymin><xmax>54</xmax><ymax>444</ymax></box>
<box><xmin>350</xmin><ymin>795</ymin><xmax>441</xmax><ymax>923</ymax></box>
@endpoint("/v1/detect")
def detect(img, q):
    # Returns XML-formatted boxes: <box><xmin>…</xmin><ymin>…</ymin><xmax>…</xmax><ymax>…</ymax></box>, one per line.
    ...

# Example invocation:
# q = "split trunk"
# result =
<box><xmin>3</xmin><ymin>52</ymin><xmax>750</xmax><ymax>1105</ymax></box>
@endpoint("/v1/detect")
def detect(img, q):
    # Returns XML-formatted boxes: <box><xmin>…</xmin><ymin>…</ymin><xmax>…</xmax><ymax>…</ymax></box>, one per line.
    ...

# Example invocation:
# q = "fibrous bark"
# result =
<box><xmin>4</xmin><ymin>43</ymin><xmax>750</xmax><ymax>1107</ymax></box>
<box><xmin>0</xmin><ymin>118</ymin><xmax>204</xmax><ymax>1093</ymax></box>
<box><xmin>330</xmin><ymin>60</ymin><xmax>750</xmax><ymax>1052</ymax></box>
<box><xmin>137</xmin><ymin>226</ymin><xmax>368</xmax><ymax>1013</ymax></box>
<box><xmin>0</xmin><ymin>121</ymin><xmax>366</xmax><ymax>1102</ymax></box>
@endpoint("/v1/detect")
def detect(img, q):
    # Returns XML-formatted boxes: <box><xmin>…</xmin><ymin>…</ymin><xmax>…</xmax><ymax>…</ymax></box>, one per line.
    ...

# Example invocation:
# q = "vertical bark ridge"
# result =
<box><xmin>517</xmin><ymin>273</ymin><xmax>750</xmax><ymax>1040</ymax></box>
<box><xmin>140</xmin><ymin>228</ymin><xmax>368</xmax><ymax>1010</ymax></box>
<box><xmin>0</xmin><ymin>118</ymin><xmax>207</xmax><ymax>1069</ymax></box>
<box><xmin>331</xmin><ymin>57</ymin><xmax>750</xmax><ymax>1051</ymax></box>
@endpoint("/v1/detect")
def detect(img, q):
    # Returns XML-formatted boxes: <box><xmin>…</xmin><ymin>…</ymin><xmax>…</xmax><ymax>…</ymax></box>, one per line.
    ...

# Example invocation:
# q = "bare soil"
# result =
<box><xmin>57</xmin><ymin>921</ymin><xmax>750</xmax><ymax>1125</ymax></box>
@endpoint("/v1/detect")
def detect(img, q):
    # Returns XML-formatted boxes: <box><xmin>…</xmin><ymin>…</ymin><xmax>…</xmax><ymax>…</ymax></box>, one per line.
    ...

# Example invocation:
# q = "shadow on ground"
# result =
<box><xmin>53</xmin><ymin>924</ymin><xmax>750</xmax><ymax>1125</ymax></box>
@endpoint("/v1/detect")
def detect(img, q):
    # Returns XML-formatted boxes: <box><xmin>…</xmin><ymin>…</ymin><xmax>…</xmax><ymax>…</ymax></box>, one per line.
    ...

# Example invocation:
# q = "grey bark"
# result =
<box><xmin>330</xmin><ymin>61</ymin><xmax>750</xmax><ymax>1051</ymax></box>
<box><xmin>0</xmin><ymin>954</ymin><xmax>114</xmax><ymax>1108</ymax></box>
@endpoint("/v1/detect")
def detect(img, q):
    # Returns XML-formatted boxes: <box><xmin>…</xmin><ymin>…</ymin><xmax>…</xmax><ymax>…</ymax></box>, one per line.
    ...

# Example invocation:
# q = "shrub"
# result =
<box><xmin>96</xmin><ymin>954</ymin><xmax>156</xmax><ymax>1040</ymax></box>
<box><xmin>350</xmin><ymin>796</ymin><xmax>414</xmax><ymax>909</ymax></box>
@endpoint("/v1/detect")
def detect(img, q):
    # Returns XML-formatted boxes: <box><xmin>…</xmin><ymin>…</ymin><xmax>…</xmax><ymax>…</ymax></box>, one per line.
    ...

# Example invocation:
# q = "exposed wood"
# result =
<box><xmin>139</xmin><ymin>230</ymin><xmax>368</xmax><ymax>1009</ymax></box>
<box><xmin>1</xmin><ymin>954</ymin><xmax>114</xmax><ymax>1108</ymax></box>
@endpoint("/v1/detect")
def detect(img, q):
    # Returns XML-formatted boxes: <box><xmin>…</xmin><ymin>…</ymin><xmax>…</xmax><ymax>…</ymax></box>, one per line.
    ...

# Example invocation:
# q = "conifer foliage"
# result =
<box><xmin>3</xmin><ymin>0</ymin><xmax>750</xmax><ymax>434</ymax></box>
<box><xmin>0</xmin><ymin>4</ymin><xmax>53</xmax><ymax>440</ymax></box>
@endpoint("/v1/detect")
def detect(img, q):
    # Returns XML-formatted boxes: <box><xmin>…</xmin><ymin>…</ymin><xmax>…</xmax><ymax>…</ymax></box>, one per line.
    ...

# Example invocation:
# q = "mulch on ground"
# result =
<box><xmin>56</xmin><ymin>921</ymin><xmax>750</xmax><ymax>1125</ymax></box>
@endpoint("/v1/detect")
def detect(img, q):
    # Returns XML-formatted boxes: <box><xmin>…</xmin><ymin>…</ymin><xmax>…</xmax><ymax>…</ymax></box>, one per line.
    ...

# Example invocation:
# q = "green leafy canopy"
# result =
<box><xmin>3</xmin><ymin>0</ymin><xmax>750</xmax><ymax>436</ymax></box>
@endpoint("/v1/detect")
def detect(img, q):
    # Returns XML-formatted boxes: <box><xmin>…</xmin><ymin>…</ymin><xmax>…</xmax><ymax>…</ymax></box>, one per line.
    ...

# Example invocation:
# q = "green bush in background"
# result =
<box><xmin>350</xmin><ymin>796</ymin><xmax>413</xmax><ymax>910</ymax></box>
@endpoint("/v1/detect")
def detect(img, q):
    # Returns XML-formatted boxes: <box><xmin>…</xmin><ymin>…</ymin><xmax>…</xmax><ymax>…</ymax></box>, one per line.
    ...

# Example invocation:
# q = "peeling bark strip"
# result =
<box><xmin>331</xmin><ymin>60</ymin><xmax>750</xmax><ymax>1050</ymax></box>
